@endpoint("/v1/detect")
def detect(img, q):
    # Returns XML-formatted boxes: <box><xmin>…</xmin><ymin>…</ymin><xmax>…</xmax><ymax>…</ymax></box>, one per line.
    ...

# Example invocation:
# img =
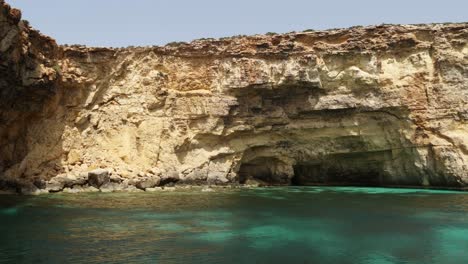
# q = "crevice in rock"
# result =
<box><xmin>159</xmin><ymin>176</ymin><xmax>180</xmax><ymax>186</ymax></box>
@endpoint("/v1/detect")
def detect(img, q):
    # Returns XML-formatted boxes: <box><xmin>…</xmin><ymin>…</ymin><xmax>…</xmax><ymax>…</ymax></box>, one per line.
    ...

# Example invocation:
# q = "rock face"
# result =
<box><xmin>0</xmin><ymin>1</ymin><xmax>467</xmax><ymax>192</ymax></box>
<box><xmin>87</xmin><ymin>169</ymin><xmax>110</xmax><ymax>188</ymax></box>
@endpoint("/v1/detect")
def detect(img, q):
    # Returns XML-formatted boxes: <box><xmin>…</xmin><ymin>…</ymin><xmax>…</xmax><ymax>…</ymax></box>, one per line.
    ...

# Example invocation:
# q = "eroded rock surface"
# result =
<box><xmin>1</xmin><ymin>1</ymin><xmax>467</xmax><ymax>192</ymax></box>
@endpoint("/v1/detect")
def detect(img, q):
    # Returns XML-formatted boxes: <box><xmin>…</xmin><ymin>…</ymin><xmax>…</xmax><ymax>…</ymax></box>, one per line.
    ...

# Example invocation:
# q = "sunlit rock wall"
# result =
<box><xmin>1</xmin><ymin>1</ymin><xmax>467</xmax><ymax>190</ymax></box>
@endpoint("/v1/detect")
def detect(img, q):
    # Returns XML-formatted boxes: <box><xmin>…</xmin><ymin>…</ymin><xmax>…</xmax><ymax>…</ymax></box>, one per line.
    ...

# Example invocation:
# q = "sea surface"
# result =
<box><xmin>1</xmin><ymin>187</ymin><xmax>468</xmax><ymax>264</ymax></box>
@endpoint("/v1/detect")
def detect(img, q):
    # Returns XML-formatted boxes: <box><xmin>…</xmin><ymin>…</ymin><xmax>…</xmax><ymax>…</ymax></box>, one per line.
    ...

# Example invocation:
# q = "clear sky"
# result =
<box><xmin>8</xmin><ymin>0</ymin><xmax>468</xmax><ymax>47</ymax></box>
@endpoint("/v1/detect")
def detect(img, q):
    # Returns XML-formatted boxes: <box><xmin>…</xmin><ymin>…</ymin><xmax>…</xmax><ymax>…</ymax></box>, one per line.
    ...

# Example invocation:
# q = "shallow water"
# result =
<box><xmin>1</xmin><ymin>187</ymin><xmax>468</xmax><ymax>264</ymax></box>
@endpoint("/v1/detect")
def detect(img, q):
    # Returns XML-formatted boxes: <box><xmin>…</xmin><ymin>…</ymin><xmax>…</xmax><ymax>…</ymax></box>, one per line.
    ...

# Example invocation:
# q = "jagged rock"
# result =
<box><xmin>76</xmin><ymin>174</ymin><xmax>89</xmax><ymax>185</ymax></box>
<box><xmin>123</xmin><ymin>185</ymin><xmax>144</xmax><ymax>192</ymax></box>
<box><xmin>67</xmin><ymin>150</ymin><xmax>82</xmax><ymax>165</ymax></box>
<box><xmin>0</xmin><ymin>1</ymin><xmax>467</xmax><ymax>192</ymax></box>
<box><xmin>87</xmin><ymin>169</ymin><xmax>110</xmax><ymax>188</ymax></box>
<box><xmin>46</xmin><ymin>180</ymin><xmax>65</xmax><ymax>192</ymax></box>
<box><xmin>135</xmin><ymin>176</ymin><xmax>161</xmax><ymax>190</ymax></box>
<box><xmin>46</xmin><ymin>174</ymin><xmax>87</xmax><ymax>192</ymax></box>
<box><xmin>159</xmin><ymin>172</ymin><xmax>180</xmax><ymax>186</ymax></box>
<box><xmin>45</xmin><ymin>174</ymin><xmax>87</xmax><ymax>192</ymax></box>
<box><xmin>64</xmin><ymin>174</ymin><xmax>88</xmax><ymax>187</ymax></box>
<box><xmin>243</xmin><ymin>178</ymin><xmax>263</xmax><ymax>187</ymax></box>
<box><xmin>33</xmin><ymin>179</ymin><xmax>47</xmax><ymax>189</ymax></box>
<box><xmin>110</xmin><ymin>174</ymin><xmax>124</xmax><ymax>183</ymax></box>
<box><xmin>148</xmin><ymin>167</ymin><xmax>162</xmax><ymax>177</ymax></box>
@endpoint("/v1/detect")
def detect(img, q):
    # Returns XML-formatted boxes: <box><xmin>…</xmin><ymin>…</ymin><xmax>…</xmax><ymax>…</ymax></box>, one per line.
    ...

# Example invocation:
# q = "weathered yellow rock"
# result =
<box><xmin>67</xmin><ymin>150</ymin><xmax>81</xmax><ymax>165</ymax></box>
<box><xmin>0</xmin><ymin>1</ymin><xmax>467</xmax><ymax>190</ymax></box>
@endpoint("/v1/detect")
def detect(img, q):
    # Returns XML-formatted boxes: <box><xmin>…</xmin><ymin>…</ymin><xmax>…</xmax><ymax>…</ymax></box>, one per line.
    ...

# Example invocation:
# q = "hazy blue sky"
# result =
<box><xmin>8</xmin><ymin>0</ymin><xmax>468</xmax><ymax>47</ymax></box>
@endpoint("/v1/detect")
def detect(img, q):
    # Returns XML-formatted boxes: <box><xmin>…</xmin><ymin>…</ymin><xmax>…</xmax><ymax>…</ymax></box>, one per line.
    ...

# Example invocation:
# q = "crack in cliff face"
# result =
<box><xmin>0</xmin><ymin>0</ymin><xmax>467</xmax><ymax>193</ymax></box>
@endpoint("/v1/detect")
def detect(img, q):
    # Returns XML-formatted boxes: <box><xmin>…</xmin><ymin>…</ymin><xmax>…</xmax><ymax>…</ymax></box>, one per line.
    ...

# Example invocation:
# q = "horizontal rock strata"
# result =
<box><xmin>0</xmin><ymin>1</ymin><xmax>467</xmax><ymax>193</ymax></box>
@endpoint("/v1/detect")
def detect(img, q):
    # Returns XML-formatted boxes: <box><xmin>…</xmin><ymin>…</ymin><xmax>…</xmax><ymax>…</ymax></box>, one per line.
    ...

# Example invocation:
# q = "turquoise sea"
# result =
<box><xmin>1</xmin><ymin>187</ymin><xmax>468</xmax><ymax>263</ymax></box>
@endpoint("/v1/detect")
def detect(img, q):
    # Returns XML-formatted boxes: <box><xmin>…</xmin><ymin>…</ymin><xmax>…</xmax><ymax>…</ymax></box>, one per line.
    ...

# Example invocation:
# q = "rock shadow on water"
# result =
<box><xmin>0</xmin><ymin>194</ymin><xmax>35</xmax><ymax>216</ymax></box>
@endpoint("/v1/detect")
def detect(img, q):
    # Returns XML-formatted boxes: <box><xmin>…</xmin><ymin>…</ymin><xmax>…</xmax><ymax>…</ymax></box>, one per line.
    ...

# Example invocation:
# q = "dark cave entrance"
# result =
<box><xmin>292</xmin><ymin>152</ymin><xmax>392</xmax><ymax>186</ymax></box>
<box><xmin>238</xmin><ymin>157</ymin><xmax>292</xmax><ymax>185</ymax></box>
<box><xmin>291</xmin><ymin>152</ymin><xmax>392</xmax><ymax>186</ymax></box>
<box><xmin>239</xmin><ymin>151</ymin><xmax>398</xmax><ymax>186</ymax></box>
<box><xmin>291</xmin><ymin>163</ymin><xmax>383</xmax><ymax>186</ymax></box>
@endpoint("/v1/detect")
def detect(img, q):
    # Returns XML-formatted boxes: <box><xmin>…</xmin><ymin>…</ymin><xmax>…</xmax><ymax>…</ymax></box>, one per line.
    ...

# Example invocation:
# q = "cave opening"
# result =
<box><xmin>291</xmin><ymin>152</ymin><xmax>390</xmax><ymax>186</ymax></box>
<box><xmin>291</xmin><ymin>162</ymin><xmax>384</xmax><ymax>186</ymax></box>
<box><xmin>238</xmin><ymin>157</ymin><xmax>291</xmax><ymax>185</ymax></box>
<box><xmin>239</xmin><ymin>152</ymin><xmax>394</xmax><ymax>186</ymax></box>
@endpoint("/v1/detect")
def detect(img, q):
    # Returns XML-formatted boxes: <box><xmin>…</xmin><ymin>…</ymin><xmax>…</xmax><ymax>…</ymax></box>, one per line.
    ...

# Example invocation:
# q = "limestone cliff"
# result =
<box><xmin>1</xmin><ymin>1</ymin><xmax>467</xmax><ymax>193</ymax></box>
